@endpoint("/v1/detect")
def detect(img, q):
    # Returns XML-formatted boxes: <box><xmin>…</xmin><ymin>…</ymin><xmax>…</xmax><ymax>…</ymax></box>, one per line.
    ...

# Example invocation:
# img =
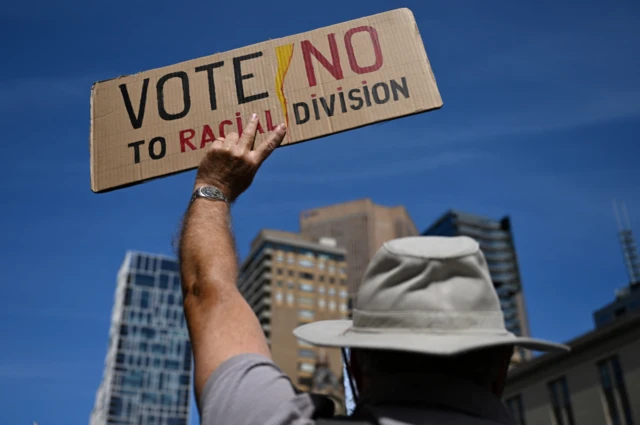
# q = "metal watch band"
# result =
<box><xmin>189</xmin><ymin>185</ymin><xmax>230</xmax><ymax>206</ymax></box>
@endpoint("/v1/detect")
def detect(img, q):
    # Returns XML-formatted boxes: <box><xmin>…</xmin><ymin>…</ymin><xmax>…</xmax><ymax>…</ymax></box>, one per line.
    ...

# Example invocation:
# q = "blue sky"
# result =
<box><xmin>1</xmin><ymin>0</ymin><xmax>639</xmax><ymax>423</ymax></box>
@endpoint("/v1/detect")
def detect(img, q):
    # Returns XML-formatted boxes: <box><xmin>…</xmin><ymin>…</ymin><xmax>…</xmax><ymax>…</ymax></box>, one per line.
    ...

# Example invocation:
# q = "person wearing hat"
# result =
<box><xmin>178</xmin><ymin>115</ymin><xmax>569</xmax><ymax>425</ymax></box>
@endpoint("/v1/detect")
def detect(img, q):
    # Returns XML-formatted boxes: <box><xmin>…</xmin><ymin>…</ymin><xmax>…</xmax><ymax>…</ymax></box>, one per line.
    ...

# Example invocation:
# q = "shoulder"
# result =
<box><xmin>199</xmin><ymin>353</ymin><xmax>317</xmax><ymax>425</ymax></box>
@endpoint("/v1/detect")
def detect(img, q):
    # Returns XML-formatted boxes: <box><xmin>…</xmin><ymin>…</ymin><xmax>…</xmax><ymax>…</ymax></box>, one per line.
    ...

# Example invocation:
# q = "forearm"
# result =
<box><xmin>179</xmin><ymin>198</ymin><xmax>237</xmax><ymax>305</ymax></box>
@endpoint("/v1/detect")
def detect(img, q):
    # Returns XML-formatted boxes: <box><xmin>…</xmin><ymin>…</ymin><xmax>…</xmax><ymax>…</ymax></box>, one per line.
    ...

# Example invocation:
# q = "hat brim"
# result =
<box><xmin>293</xmin><ymin>320</ymin><xmax>570</xmax><ymax>355</ymax></box>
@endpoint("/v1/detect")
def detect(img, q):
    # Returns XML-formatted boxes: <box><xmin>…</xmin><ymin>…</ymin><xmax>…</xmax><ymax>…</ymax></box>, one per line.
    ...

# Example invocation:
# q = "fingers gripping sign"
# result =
<box><xmin>194</xmin><ymin>113</ymin><xmax>286</xmax><ymax>202</ymax></box>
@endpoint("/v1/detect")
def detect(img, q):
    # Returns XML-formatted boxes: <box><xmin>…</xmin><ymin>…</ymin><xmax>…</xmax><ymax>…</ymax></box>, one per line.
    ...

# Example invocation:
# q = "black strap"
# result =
<box><xmin>314</xmin><ymin>405</ymin><xmax>380</xmax><ymax>425</ymax></box>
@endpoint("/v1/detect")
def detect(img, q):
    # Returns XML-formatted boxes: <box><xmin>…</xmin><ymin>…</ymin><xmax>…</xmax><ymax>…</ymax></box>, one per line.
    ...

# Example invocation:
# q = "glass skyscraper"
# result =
<box><xmin>90</xmin><ymin>251</ymin><xmax>192</xmax><ymax>425</ymax></box>
<box><xmin>423</xmin><ymin>210</ymin><xmax>532</xmax><ymax>362</ymax></box>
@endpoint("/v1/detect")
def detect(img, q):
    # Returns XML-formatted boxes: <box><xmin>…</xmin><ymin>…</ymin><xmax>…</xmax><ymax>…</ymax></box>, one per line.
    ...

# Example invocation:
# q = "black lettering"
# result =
<box><xmin>391</xmin><ymin>77</ymin><xmax>410</xmax><ymax>100</ymax></box>
<box><xmin>348</xmin><ymin>89</ymin><xmax>364</xmax><ymax>110</ymax></box>
<box><xmin>148</xmin><ymin>137</ymin><xmax>166</xmax><ymax>160</ymax></box>
<box><xmin>319</xmin><ymin>94</ymin><xmax>336</xmax><ymax>117</ymax></box>
<box><xmin>372</xmin><ymin>82</ymin><xmax>390</xmax><ymax>104</ymax></box>
<box><xmin>312</xmin><ymin>98</ymin><xmax>320</xmax><ymax>120</ymax></box>
<box><xmin>128</xmin><ymin>140</ymin><xmax>145</xmax><ymax>164</ymax></box>
<box><xmin>338</xmin><ymin>91</ymin><xmax>347</xmax><ymax>113</ymax></box>
<box><xmin>294</xmin><ymin>102</ymin><xmax>310</xmax><ymax>124</ymax></box>
<box><xmin>362</xmin><ymin>84</ymin><xmax>372</xmax><ymax>107</ymax></box>
<box><xmin>119</xmin><ymin>79</ymin><xmax>149</xmax><ymax>130</ymax></box>
<box><xmin>157</xmin><ymin>72</ymin><xmax>191</xmax><ymax>121</ymax></box>
<box><xmin>195</xmin><ymin>61</ymin><xmax>224</xmax><ymax>111</ymax></box>
<box><xmin>233</xmin><ymin>52</ymin><xmax>269</xmax><ymax>104</ymax></box>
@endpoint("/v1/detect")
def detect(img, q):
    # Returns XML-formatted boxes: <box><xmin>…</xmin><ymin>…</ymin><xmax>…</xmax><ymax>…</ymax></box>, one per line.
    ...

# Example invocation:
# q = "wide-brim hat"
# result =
<box><xmin>294</xmin><ymin>236</ymin><xmax>569</xmax><ymax>355</ymax></box>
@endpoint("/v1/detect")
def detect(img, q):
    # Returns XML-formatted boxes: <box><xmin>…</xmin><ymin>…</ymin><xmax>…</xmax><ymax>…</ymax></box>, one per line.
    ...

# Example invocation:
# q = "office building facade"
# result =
<box><xmin>90</xmin><ymin>252</ymin><xmax>192</xmax><ymax>425</ymax></box>
<box><xmin>422</xmin><ymin>210</ymin><xmax>531</xmax><ymax>362</ymax></box>
<box><xmin>504</xmin><ymin>312</ymin><xmax>640</xmax><ymax>425</ymax></box>
<box><xmin>300</xmin><ymin>198</ymin><xmax>418</xmax><ymax>301</ymax></box>
<box><xmin>238</xmin><ymin>230</ymin><xmax>348</xmax><ymax>404</ymax></box>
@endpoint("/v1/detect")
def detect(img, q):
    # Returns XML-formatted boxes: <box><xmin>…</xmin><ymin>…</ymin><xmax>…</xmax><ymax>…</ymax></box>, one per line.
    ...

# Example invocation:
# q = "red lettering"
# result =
<box><xmin>256</xmin><ymin>121</ymin><xmax>265</xmax><ymax>134</ymax></box>
<box><xmin>301</xmin><ymin>34</ymin><xmax>343</xmax><ymax>87</ymax></box>
<box><xmin>219</xmin><ymin>120</ymin><xmax>233</xmax><ymax>137</ymax></box>
<box><xmin>264</xmin><ymin>110</ymin><xmax>277</xmax><ymax>131</ymax></box>
<box><xmin>200</xmin><ymin>125</ymin><xmax>216</xmax><ymax>148</ymax></box>
<box><xmin>235</xmin><ymin>113</ymin><xmax>243</xmax><ymax>136</ymax></box>
<box><xmin>344</xmin><ymin>26</ymin><xmax>383</xmax><ymax>74</ymax></box>
<box><xmin>179</xmin><ymin>129</ymin><xmax>196</xmax><ymax>152</ymax></box>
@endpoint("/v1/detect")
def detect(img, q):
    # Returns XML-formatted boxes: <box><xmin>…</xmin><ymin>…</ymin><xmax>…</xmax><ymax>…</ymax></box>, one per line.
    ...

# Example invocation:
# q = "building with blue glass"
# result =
<box><xmin>90</xmin><ymin>252</ymin><xmax>192</xmax><ymax>425</ymax></box>
<box><xmin>423</xmin><ymin>210</ymin><xmax>532</xmax><ymax>362</ymax></box>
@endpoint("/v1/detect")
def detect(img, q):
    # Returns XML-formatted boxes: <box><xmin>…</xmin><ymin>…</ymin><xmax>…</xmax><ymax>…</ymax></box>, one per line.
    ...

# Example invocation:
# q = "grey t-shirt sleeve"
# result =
<box><xmin>200</xmin><ymin>353</ymin><xmax>317</xmax><ymax>425</ymax></box>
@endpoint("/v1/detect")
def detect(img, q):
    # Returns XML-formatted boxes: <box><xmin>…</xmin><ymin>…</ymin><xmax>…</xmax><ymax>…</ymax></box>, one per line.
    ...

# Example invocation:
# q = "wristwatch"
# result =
<box><xmin>190</xmin><ymin>185</ymin><xmax>230</xmax><ymax>206</ymax></box>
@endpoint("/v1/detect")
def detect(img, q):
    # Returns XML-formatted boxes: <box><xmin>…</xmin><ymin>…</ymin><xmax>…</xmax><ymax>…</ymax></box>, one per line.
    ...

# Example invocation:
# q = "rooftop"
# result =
<box><xmin>507</xmin><ymin>310</ymin><xmax>640</xmax><ymax>382</ymax></box>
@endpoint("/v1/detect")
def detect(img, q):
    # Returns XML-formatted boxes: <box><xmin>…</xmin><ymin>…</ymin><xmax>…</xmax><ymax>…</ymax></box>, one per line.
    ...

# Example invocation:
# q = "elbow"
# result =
<box><xmin>181</xmin><ymin>271</ymin><xmax>225</xmax><ymax>308</ymax></box>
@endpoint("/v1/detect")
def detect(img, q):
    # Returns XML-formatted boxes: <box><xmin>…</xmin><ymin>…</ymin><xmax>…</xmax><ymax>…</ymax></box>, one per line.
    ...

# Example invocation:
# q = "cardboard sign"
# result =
<box><xmin>90</xmin><ymin>8</ymin><xmax>442</xmax><ymax>193</ymax></box>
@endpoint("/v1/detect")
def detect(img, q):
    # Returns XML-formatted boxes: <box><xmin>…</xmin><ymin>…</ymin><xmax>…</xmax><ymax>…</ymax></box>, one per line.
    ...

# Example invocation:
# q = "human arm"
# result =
<box><xmin>178</xmin><ymin>113</ymin><xmax>287</xmax><ymax>402</ymax></box>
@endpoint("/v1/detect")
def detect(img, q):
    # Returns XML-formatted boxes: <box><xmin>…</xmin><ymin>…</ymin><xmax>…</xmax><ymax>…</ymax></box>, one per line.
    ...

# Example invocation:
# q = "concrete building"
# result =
<box><xmin>504</xmin><ymin>312</ymin><xmax>640</xmax><ymax>425</ymax></box>
<box><xmin>594</xmin><ymin>283</ymin><xmax>640</xmax><ymax>328</ymax></box>
<box><xmin>238</xmin><ymin>229</ymin><xmax>349</xmax><ymax>403</ymax></box>
<box><xmin>300</xmin><ymin>199</ymin><xmax>418</xmax><ymax>301</ymax></box>
<box><xmin>90</xmin><ymin>252</ymin><xmax>192</xmax><ymax>425</ymax></box>
<box><xmin>422</xmin><ymin>210</ymin><xmax>531</xmax><ymax>362</ymax></box>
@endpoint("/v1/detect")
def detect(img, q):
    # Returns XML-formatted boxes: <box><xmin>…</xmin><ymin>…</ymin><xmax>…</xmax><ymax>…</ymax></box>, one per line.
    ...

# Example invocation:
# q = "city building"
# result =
<box><xmin>594</xmin><ymin>284</ymin><xmax>640</xmax><ymax>328</ymax></box>
<box><xmin>503</xmin><ymin>311</ymin><xmax>640</xmax><ymax>425</ymax></box>
<box><xmin>422</xmin><ymin>210</ymin><xmax>531</xmax><ymax>362</ymax></box>
<box><xmin>90</xmin><ymin>252</ymin><xmax>192</xmax><ymax>425</ymax></box>
<box><xmin>238</xmin><ymin>229</ymin><xmax>349</xmax><ymax>406</ymax></box>
<box><xmin>300</xmin><ymin>199</ymin><xmax>418</xmax><ymax>302</ymax></box>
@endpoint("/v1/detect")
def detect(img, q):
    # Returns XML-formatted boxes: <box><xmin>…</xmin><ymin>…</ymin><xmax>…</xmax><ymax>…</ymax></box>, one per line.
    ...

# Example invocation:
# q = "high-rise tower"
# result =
<box><xmin>90</xmin><ymin>252</ymin><xmax>192</xmax><ymax>425</ymax></box>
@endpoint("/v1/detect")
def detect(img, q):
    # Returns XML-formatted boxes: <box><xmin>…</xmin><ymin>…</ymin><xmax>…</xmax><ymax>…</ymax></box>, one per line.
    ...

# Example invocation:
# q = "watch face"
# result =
<box><xmin>201</xmin><ymin>186</ymin><xmax>218</xmax><ymax>197</ymax></box>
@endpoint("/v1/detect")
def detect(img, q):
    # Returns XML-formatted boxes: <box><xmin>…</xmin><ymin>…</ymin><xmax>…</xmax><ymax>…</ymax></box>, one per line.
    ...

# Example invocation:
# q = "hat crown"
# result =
<box><xmin>353</xmin><ymin>236</ymin><xmax>506</xmax><ymax>332</ymax></box>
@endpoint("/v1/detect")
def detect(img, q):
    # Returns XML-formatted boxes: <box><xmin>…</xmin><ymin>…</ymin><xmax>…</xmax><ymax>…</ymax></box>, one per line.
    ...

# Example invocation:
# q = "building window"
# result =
<box><xmin>339</xmin><ymin>289</ymin><xmax>348</xmax><ymax>298</ymax></box>
<box><xmin>276</xmin><ymin>280</ymin><xmax>283</xmax><ymax>287</ymax></box>
<box><xmin>288</xmin><ymin>270</ymin><xmax>294</xmax><ymax>277</ymax></box>
<box><xmin>328</xmin><ymin>287</ymin><xmax>336</xmax><ymax>296</ymax></box>
<box><xmin>598</xmin><ymin>355</ymin><xmax>635</xmax><ymax>425</ymax></box>
<box><xmin>288</xmin><ymin>281</ymin><xmax>295</xmax><ymax>289</ymax></box>
<box><xmin>329</xmin><ymin>277</ymin><xmax>335</xmax><ymax>284</ymax></box>
<box><xmin>506</xmin><ymin>394</ymin><xmax>526</xmax><ymax>425</ymax></box>
<box><xmin>286</xmin><ymin>293</ymin><xmax>294</xmax><ymax>306</ymax></box>
<box><xmin>299</xmin><ymin>349</ymin><xmax>315</xmax><ymax>359</ymax></box>
<box><xmin>299</xmin><ymin>362</ymin><xmax>316</xmax><ymax>373</ymax></box>
<box><xmin>328</xmin><ymin>265</ymin><xmax>335</xmax><ymax>274</ymax></box>
<box><xmin>318</xmin><ymin>262</ymin><xmax>325</xmax><ymax>270</ymax></box>
<box><xmin>300</xmin><ymin>283</ymin><xmax>314</xmax><ymax>292</ymax></box>
<box><xmin>159</xmin><ymin>274</ymin><xmax>169</xmax><ymax>289</ymax></box>
<box><xmin>299</xmin><ymin>258</ymin><xmax>314</xmax><ymax>268</ymax></box>
<box><xmin>339</xmin><ymin>303</ymin><xmax>347</xmax><ymax>313</ymax></box>
<box><xmin>135</xmin><ymin>274</ymin><xmax>155</xmax><ymax>288</ymax></box>
<box><xmin>287</xmin><ymin>255</ymin><xmax>295</xmax><ymax>264</ymax></box>
<box><xmin>275</xmin><ymin>291</ymin><xmax>283</xmax><ymax>305</ymax></box>
<box><xmin>298</xmin><ymin>310</ymin><xmax>314</xmax><ymax>320</ymax></box>
<box><xmin>329</xmin><ymin>300</ymin><xmax>337</xmax><ymax>312</ymax></box>
<box><xmin>318</xmin><ymin>286</ymin><xmax>326</xmax><ymax>294</ymax></box>
<box><xmin>298</xmin><ymin>296</ymin><xmax>314</xmax><ymax>307</ymax></box>
<box><xmin>319</xmin><ymin>275</ymin><xmax>325</xmax><ymax>282</ymax></box>
<box><xmin>548</xmin><ymin>376</ymin><xmax>575</xmax><ymax>425</ymax></box>
<box><xmin>299</xmin><ymin>271</ymin><xmax>314</xmax><ymax>280</ymax></box>
<box><xmin>276</xmin><ymin>268</ymin><xmax>283</xmax><ymax>275</ymax></box>
<box><xmin>276</xmin><ymin>253</ymin><xmax>284</xmax><ymax>262</ymax></box>
<box><xmin>318</xmin><ymin>298</ymin><xmax>326</xmax><ymax>309</ymax></box>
